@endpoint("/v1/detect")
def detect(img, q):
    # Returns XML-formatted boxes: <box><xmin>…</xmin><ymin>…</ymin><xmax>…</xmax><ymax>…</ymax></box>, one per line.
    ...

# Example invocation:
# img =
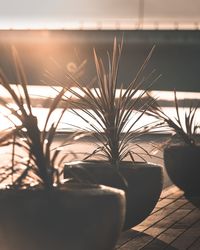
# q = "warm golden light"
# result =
<box><xmin>0</xmin><ymin>85</ymin><xmax>200</xmax><ymax>132</ymax></box>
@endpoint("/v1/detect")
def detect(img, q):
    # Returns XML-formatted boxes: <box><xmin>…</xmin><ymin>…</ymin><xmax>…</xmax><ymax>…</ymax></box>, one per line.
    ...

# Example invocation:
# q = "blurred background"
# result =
<box><xmin>1</xmin><ymin>0</ymin><xmax>200</xmax><ymax>188</ymax></box>
<box><xmin>0</xmin><ymin>0</ymin><xmax>200</xmax><ymax>91</ymax></box>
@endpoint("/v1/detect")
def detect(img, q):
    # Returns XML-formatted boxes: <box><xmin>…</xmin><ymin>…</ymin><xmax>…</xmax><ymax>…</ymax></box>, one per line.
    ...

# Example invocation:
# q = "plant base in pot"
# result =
<box><xmin>0</xmin><ymin>183</ymin><xmax>125</xmax><ymax>250</ymax></box>
<box><xmin>164</xmin><ymin>145</ymin><xmax>200</xmax><ymax>197</ymax></box>
<box><xmin>64</xmin><ymin>161</ymin><xmax>163</xmax><ymax>231</ymax></box>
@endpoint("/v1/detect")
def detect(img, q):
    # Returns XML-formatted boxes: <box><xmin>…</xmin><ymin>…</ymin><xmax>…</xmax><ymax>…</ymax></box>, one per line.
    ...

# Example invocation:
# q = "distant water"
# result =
<box><xmin>0</xmin><ymin>86</ymin><xmax>199</xmax><ymax>133</ymax></box>
<box><xmin>1</xmin><ymin>86</ymin><xmax>198</xmax><ymax>188</ymax></box>
<box><xmin>32</xmin><ymin>106</ymin><xmax>200</xmax><ymax>133</ymax></box>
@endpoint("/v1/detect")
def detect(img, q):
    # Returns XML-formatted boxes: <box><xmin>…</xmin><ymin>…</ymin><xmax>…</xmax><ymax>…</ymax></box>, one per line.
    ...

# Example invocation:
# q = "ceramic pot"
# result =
<box><xmin>64</xmin><ymin>161</ymin><xmax>163</xmax><ymax>230</ymax></box>
<box><xmin>164</xmin><ymin>145</ymin><xmax>200</xmax><ymax>196</ymax></box>
<box><xmin>0</xmin><ymin>183</ymin><xmax>125</xmax><ymax>250</ymax></box>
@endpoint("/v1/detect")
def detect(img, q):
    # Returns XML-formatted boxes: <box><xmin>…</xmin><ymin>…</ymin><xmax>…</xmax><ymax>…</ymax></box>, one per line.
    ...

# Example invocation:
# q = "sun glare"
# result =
<box><xmin>0</xmin><ymin>20</ymin><xmax>199</xmax><ymax>30</ymax></box>
<box><xmin>1</xmin><ymin>84</ymin><xmax>200</xmax><ymax>132</ymax></box>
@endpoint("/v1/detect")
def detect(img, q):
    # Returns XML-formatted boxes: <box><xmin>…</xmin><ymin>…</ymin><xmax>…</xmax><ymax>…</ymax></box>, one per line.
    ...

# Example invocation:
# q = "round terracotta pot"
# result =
<box><xmin>164</xmin><ymin>145</ymin><xmax>200</xmax><ymax>196</ymax></box>
<box><xmin>64</xmin><ymin>161</ymin><xmax>163</xmax><ymax>230</ymax></box>
<box><xmin>0</xmin><ymin>183</ymin><xmax>125</xmax><ymax>250</ymax></box>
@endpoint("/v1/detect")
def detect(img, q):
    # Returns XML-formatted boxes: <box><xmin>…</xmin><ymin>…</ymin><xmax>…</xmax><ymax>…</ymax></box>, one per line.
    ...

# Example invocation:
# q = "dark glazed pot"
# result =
<box><xmin>64</xmin><ymin>161</ymin><xmax>163</xmax><ymax>230</ymax></box>
<box><xmin>0</xmin><ymin>184</ymin><xmax>125</xmax><ymax>250</ymax></box>
<box><xmin>164</xmin><ymin>145</ymin><xmax>200</xmax><ymax>196</ymax></box>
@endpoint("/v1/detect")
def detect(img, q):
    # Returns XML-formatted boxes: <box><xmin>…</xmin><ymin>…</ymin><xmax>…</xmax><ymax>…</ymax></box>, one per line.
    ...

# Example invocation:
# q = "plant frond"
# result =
<box><xmin>62</xmin><ymin>39</ymin><xmax>159</xmax><ymax>166</ymax></box>
<box><xmin>148</xmin><ymin>90</ymin><xmax>199</xmax><ymax>145</ymax></box>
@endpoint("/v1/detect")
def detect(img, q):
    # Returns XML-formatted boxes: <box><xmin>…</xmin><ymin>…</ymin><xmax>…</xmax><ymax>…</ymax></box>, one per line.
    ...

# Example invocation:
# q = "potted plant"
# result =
<box><xmin>63</xmin><ymin>39</ymin><xmax>163</xmax><ymax>230</ymax></box>
<box><xmin>148</xmin><ymin>90</ymin><xmax>200</xmax><ymax>197</ymax></box>
<box><xmin>0</xmin><ymin>47</ymin><xmax>126</xmax><ymax>250</ymax></box>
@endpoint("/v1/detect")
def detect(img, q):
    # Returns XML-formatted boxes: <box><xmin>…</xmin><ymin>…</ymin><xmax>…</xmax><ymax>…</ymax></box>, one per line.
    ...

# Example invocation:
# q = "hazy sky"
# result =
<box><xmin>0</xmin><ymin>0</ymin><xmax>200</xmax><ymax>28</ymax></box>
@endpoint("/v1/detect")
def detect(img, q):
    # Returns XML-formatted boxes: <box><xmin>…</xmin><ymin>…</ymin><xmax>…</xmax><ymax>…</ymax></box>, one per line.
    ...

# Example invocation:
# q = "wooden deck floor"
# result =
<box><xmin>117</xmin><ymin>186</ymin><xmax>200</xmax><ymax>250</ymax></box>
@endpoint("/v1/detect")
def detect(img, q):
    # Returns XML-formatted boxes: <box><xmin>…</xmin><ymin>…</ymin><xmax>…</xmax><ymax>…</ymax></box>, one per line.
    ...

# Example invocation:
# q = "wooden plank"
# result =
<box><xmin>117</xmin><ymin>198</ymin><xmax>189</xmax><ymax>249</ymax></box>
<box><xmin>117</xmin><ymin>234</ymin><xmax>154</xmax><ymax>250</ymax></box>
<box><xmin>160</xmin><ymin>186</ymin><xmax>180</xmax><ymax>199</ymax></box>
<box><xmin>140</xmin><ymin>239</ymin><xmax>178</xmax><ymax>250</ymax></box>
<box><xmin>148</xmin><ymin>208</ymin><xmax>200</xmax><ymax>246</ymax></box>
<box><xmin>183</xmin><ymin>202</ymin><xmax>197</xmax><ymax>210</ymax></box>
<box><xmin>117</xmin><ymin>199</ymin><xmax>188</xmax><ymax>247</ymax></box>
<box><xmin>135</xmin><ymin>199</ymin><xmax>188</xmax><ymax>230</ymax></box>
<box><xmin>117</xmin><ymin>186</ymin><xmax>200</xmax><ymax>250</ymax></box>
<box><xmin>145</xmin><ymin>209</ymin><xmax>190</xmax><ymax>235</ymax></box>
<box><xmin>188</xmin><ymin>237</ymin><xmax>200</xmax><ymax>250</ymax></box>
<box><xmin>150</xmin><ymin>196</ymin><xmax>180</xmax><ymax>215</ymax></box>
<box><xmin>151</xmin><ymin>207</ymin><xmax>160</xmax><ymax>213</ymax></box>
<box><xmin>166</xmin><ymin>190</ymin><xmax>184</xmax><ymax>199</ymax></box>
<box><xmin>170</xmin><ymin>220</ymin><xmax>200</xmax><ymax>249</ymax></box>
<box><xmin>170</xmin><ymin>208</ymin><xmax>200</xmax><ymax>230</ymax></box>
<box><xmin>151</xmin><ymin>188</ymin><xmax>186</xmax><ymax>215</ymax></box>
<box><xmin>157</xmin><ymin>228</ymin><xmax>184</xmax><ymax>244</ymax></box>
<box><xmin>155</xmin><ymin>198</ymin><xmax>177</xmax><ymax>209</ymax></box>
<box><xmin>116</xmin><ymin>230</ymin><xmax>140</xmax><ymax>248</ymax></box>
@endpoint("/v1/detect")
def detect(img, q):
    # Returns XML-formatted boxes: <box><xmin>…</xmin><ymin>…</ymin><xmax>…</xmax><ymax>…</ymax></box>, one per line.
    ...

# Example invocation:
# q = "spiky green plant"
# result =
<box><xmin>147</xmin><ymin>90</ymin><xmax>200</xmax><ymax>146</ymax></box>
<box><xmin>0</xmin><ymin>47</ymin><xmax>70</xmax><ymax>190</ymax></box>
<box><xmin>62</xmin><ymin>39</ymin><xmax>160</xmax><ymax>167</ymax></box>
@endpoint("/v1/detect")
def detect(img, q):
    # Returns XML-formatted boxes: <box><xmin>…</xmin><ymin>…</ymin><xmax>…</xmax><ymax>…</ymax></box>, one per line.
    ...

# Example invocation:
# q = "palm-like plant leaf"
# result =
<box><xmin>62</xmin><ymin>39</ymin><xmax>158</xmax><ymax>166</ymax></box>
<box><xmin>147</xmin><ymin>90</ymin><xmax>199</xmax><ymax>145</ymax></box>
<box><xmin>0</xmin><ymin>48</ymin><xmax>71</xmax><ymax>189</ymax></box>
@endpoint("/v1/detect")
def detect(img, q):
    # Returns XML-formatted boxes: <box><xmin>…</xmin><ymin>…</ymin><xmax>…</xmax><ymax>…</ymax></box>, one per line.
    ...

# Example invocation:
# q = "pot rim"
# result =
<box><xmin>65</xmin><ymin>160</ymin><xmax>162</xmax><ymax>169</ymax></box>
<box><xmin>0</xmin><ymin>183</ymin><xmax>125</xmax><ymax>197</ymax></box>
<box><xmin>164</xmin><ymin>144</ymin><xmax>200</xmax><ymax>150</ymax></box>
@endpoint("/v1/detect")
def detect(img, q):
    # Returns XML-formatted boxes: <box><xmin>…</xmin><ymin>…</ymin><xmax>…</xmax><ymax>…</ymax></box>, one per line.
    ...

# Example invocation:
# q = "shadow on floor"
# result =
<box><xmin>117</xmin><ymin>229</ymin><xmax>178</xmax><ymax>250</ymax></box>
<box><xmin>186</xmin><ymin>195</ymin><xmax>200</xmax><ymax>209</ymax></box>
